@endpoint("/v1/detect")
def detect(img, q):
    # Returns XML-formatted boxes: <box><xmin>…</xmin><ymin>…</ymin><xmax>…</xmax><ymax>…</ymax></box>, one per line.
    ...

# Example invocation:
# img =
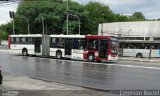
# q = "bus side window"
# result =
<box><xmin>27</xmin><ymin>38</ymin><xmax>32</xmax><ymax>44</ymax></box>
<box><xmin>88</xmin><ymin>39</ymin><xmax>98</xmax><ymax>50</ymax></box>
<box><xmin>20</xmin><ymin>37</ymin><xmax>27</xmax><ymax>44</ymax></box>
<box><xmin>11</xmin><ymin>37</ymin><xmax>15</xmax><ymax>44</ymax></box>
<box><xmin>72</xmin><ymin>39</ymin><xmax>78</xmax><ymax>49</ymax></box>
<box><xmin>55</xmin><ymin>38</ymin><xmax>64</xmax><ymax>48</ymax></box>
<box><xmin>15</xmin><ymin>37</ymin><xmax>20</xmax><ymax>44</ymax></box>
<box><xmin>50</xmin><ymin>38</ymin><xmax>57</xmax><ymax>48</ymax></box>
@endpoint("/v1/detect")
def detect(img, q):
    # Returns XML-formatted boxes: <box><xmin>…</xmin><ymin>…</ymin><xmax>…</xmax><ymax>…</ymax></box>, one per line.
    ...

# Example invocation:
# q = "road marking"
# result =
<box><xmin>107</xmin><ymin>64</ymin><xmax>160</xmax><ymax>70</ymax></box>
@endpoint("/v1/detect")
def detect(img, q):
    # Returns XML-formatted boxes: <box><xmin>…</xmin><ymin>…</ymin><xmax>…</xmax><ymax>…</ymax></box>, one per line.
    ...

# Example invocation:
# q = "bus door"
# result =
<box><xmin>65</xmin><ymin>39</ymin><xmax>72</xmax><ymax>55</ymax></box>
<box><xmin>34</xmin><ymin>38</ymin><xmax>41</xmax><ymax>53</ymax></box>
<box><xmin>71</xmin><ymin>39</ymin><xmax>78</xmax><ymax>58</ymax></box>
<box><xmin>98</xmin><ymin>39</ymin><xmax>108</xmax><ymax>58</ymax></box>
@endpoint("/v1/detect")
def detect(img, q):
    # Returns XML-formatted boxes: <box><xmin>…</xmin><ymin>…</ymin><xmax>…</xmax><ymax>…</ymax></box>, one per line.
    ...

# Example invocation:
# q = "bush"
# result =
<box><xmin>0</xmin><ymin>32</ymin><xmax>8</xmax><ymax>40</ymax></box>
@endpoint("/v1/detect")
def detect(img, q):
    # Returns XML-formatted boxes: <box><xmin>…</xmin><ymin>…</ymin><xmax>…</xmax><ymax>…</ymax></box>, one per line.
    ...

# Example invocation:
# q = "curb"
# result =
<box><xmin>118</xmin><ymin>58</ymin><xmax>160</xmax><ymax>63</ymax></box>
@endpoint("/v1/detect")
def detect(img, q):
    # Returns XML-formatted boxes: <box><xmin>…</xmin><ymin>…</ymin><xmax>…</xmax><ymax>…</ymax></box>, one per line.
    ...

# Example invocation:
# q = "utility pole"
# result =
<box><xmin>41</xmin><ymin>16</ymin><xmax>45</xmax><ymax>35</ymax></box>
<box><xmin>149</xmin><ymin>37</ymin><xmax>153</xmax><ymax>59</ymax></box>
<box><xmin>101</xmin><ymin>23</ymin><xmax>103</xmax><ymax>35</ymax></box>
<box><xmin>149</xmin><ymin>42</ymin><xmax>153</xmax><ymax>59</ymax></box>
<box><xmin>12</xmin><ymin>18</ymin><xmax>15</xmax><ymax>34</ymax></box>
<box><xmin>66</xmin><ymin>0</ymin><xmax>69</xmax><ymax>35</ymax></box>
<box><xmin>75</xmin><ymin>14</ymin><xmax>81</xmax><ymax>35</ymax></box>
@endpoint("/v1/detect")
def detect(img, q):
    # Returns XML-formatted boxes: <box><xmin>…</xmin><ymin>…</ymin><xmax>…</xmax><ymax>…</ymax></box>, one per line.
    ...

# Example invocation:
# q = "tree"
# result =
<box><xmin>0</xmin><ymin>0</ymin><xmax>148</xmax><ymax>36</ymax></box>
<box><xmin>10</xmin><ymin>0</ymin><xmax>89</xmax><ymax>35</ymax></box>
<box><xmin>157</xmin><ymin>18</ymin><xmax>160</xmax><ymax>21</ymax></box>
<box><xmin>0</xmin><ymin>23</ymin><xmax>12</xmax><ymax>40</ymax></box>
<box><xmin>129</xmin><ymin>12</ymin><xmax>146</xmax><ymax>21</ymax></box>
<box><xmin>85</xmin><ymin>2</ymin><xmax>114</xmax><ymax>34</ymax></box>
<box><xmin>16</xmin><ymin>0</ymin><xmax>66</xmax><ymax>34</ymax></box>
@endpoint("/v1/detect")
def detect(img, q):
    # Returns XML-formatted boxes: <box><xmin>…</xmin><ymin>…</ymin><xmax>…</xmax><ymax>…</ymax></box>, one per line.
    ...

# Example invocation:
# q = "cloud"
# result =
<box><xmin>1</xmin><ymin>0</ymin><xmax>160</xmax><ymax>25</ymax></box>
<box><xmin>0</xmin><ymin>2</ymin><xmax>18</xmax><ymax>25</ymax></box>
<box><xmin>77</xmin><ymin>0</ymin><xmax>160</xmax><ymax>19</ymax></box>
<box><xmin>104</xmin><ymin>0</ymin><xmax>160</xmax><ymax>18</ymax></box>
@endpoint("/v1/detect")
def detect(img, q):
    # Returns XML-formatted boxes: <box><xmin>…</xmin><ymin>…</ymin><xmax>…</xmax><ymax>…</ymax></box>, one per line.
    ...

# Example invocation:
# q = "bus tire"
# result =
<box><xmin>56</xmin><ymin>51</ymin><xmax>62</xmax><ymax>59</ymax></box>
<box><xmin>22</xmin><ymin>49</ymin><xmax>28</xmax><ymax>56</ymax></box>
<box><xmin>87</xmin><ymin>53</ymin><xmax>95</xmax><ymax>62</ymax></box>
<box><xmin>136</xmin><ymin>53</ymin><xmax>142</xmax><ymax>58</ymax></box>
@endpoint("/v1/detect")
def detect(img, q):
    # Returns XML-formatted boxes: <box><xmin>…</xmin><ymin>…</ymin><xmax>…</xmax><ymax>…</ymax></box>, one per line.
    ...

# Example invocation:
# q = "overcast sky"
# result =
<box><xmin>0</xmin><ymin>2</ymin><xmax>18</xmax><ymax>25</ymax></box>
<box><xmin>0</xmin><ymin>0</ymin><xmax>160</xmax><ymax>25</ymax></box>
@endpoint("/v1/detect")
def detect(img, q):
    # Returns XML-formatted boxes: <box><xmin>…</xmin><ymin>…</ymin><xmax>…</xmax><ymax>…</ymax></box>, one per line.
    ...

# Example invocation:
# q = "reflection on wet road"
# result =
<box><xmin>1</xmin><ymin>52</ymin><xmax>160</xmax><ymax>90</ymax></box>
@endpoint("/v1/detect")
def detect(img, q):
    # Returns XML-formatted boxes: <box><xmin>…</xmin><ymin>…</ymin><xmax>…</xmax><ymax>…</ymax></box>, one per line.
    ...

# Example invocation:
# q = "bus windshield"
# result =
<box><xmin>110</xmin><ymin>39</ymin><xmax>118</xmax><ymax>54</ymax></box>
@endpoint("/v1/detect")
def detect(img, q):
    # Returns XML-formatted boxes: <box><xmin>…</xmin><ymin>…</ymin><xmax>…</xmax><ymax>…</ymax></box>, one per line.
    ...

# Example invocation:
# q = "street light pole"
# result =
<box><xmin>41</xmin><ymin>16</ymin><xmax>45</xmax><ymax>35</ymax></box>
<box><xmin>28</xmin><ymin>20</ymin><xmax>30</xmax><ymax>34</ymax></box>
<box><xmin>16</xmin><ymin>14</ymin><xmax>30</xmax><ymax>34</ymax></box>
<box><xmin>68</xmin><ymin>14</ymin><xmax>81</xmax><ymax>35</ymax></box>
<box><xmin>79</xmin><ymin>21</ymin><xmax>81</xmax><ymax>35</ymax></box>
<box><xmin>77</xmin><ymin>16</ymin><xmax>81</xmax><ymax>35</ymax></box>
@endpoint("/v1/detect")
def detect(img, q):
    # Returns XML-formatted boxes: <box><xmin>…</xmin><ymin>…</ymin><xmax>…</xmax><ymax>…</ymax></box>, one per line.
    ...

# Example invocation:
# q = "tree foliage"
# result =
<box><xmin>129</xmin><ymin>12</ymin><xmax>146</xmax><ymax>21</ymax></box>
<box><xmin>0</xmin><ymin>0</ymin><xmax>147</xmax><ymax>38</ymax></box>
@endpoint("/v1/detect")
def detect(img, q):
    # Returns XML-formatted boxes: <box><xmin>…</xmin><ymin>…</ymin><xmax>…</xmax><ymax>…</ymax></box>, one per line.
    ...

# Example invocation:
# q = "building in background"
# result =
<box><xmin>98</xmin><ymin>21</ymin><xmax>160</xmax><ymax>58</ymax></box>
<box><xmin>98</xmin><ymin>21</ymin><xmax>160</xmax><ymax>41</ymax></box>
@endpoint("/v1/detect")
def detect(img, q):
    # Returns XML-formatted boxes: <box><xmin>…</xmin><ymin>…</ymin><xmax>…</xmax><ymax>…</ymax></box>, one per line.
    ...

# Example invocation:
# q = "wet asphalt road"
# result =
<box><xmin>1</xmin><ymin>50</ymin><xmax>160</xmax><ymax>90</ymax></box>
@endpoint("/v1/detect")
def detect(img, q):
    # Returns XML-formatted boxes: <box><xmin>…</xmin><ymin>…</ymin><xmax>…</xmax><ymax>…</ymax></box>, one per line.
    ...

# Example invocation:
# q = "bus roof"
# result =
<box><xmin>50</xmin><ymin>34</ymin><xmax>112</xmax><ymax>39</ymax></box>
<box><xmin>10</xmin><ymin>34</ymin><xmax>42</xmax><ymax>37</ymax></box>
<box><xmin>85</xmin><ymin>35</ymin><xmax>111</xmax><ymax>39</ymax></box>
<box><xmin>119</xmin><ymin>40</ymin><xmax>160</xmax><ymax>43</ymax></box>
<box><xmin>10</xmin><ymin>34</ymin><xmax>113</xmax><ymax>39</ymax></box>
<box><xmin>50</xmin><ymin>34</ymin><xmax>85</xmax><ymax>38</ymax></box>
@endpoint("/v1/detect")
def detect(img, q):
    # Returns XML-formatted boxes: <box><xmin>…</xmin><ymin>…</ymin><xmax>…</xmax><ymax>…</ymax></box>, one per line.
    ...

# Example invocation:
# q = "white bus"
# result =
<box><xmin>8</xmin><ymin>34</ymin><xmax>118</xmax><ymax>62</ymax></box>
<box><xmin>8</xmin><ymin>34</ymin><xmax>42</xmax><ymax>56</ymax></box>
<box><xmin>119</xmin><ymin>41</ymin><xmax>160</xmax><ymax>58</ymax></box>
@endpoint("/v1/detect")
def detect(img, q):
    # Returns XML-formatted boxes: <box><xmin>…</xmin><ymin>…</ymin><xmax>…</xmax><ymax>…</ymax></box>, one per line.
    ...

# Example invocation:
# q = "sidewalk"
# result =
<box><xmin>119</xmin><ymin>57</ymin><xmax>160</xmax><ymax>63</ymax></box>
<box><xmin>0</xmin><ymin>72</ymin><xmax>119</xmax><ymax>96</ymax></box>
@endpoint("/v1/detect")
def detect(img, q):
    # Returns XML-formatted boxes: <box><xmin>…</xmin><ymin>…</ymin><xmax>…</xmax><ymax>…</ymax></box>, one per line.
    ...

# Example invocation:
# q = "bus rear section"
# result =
<box><xmin>9</xmin><ymin>34</ymin><xmax>42</xmax><ymax>56</ymax></box>
<box><xmin>83</xmin><ymin>35</ymin><xmax>118</xmax><ymax>62</ymax></box>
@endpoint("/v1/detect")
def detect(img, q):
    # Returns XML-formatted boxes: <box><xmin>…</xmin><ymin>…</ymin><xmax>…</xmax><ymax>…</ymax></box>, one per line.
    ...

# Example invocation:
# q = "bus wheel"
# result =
<box><xmin>56</xmin><ymin>51</ymin><xmax>62</xmax><ymax>59</ymax></box>
<box><xmin>136</xmin><ymin>53</ymin><xmax>142</xmax><ymax>58</ymax></box>
<box><xmin>88</xmin><ymin>54</ymin><xmax>95</xmax><ymax>62</ymax></box>
<box><xmin>22</xmin><ymin>49</ymin><xmax>28</xmax><ymax>56</ymax></box>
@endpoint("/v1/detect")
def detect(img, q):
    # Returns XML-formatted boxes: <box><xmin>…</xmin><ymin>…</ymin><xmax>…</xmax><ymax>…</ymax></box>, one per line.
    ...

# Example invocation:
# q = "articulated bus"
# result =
<box><xmin>8</xmin><ymin>34</ymin><xmax>118</xmax><ymax>62</ymax></box>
